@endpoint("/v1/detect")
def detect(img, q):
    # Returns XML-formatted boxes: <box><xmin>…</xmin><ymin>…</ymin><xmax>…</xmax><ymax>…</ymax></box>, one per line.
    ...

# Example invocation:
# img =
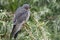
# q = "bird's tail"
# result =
<box><xmin>10</xmin><ymin>25</ymin><xmax>17</xmax><ymax>39</ymax></box>
<box><xmin>10</xmin><ymin>24</ymin><xmax>20</xmax><ymax>39</ymax></box>
<box><xmin>10</xmin><ymin>23</ymin><xmax>23</xmax><ymax>39</ymax></box>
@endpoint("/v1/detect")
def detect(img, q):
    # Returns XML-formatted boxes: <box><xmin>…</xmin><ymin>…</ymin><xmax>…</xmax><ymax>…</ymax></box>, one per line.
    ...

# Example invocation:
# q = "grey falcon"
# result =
<box><xmin>10</xmin><ymin>4</ymin><xmax>30</xmax><ymax>39</ymax></box>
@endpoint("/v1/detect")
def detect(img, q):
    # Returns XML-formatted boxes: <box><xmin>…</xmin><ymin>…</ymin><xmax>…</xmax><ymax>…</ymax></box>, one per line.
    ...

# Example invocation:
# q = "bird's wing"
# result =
<box><xmin>11</xmin><ymin>8</ymin><xmax>28</xmax><ymax>37</ymax></box>
<box><xmin>13</xmin><ymin>8</ymin><xmax>28</xmax><ymax>24</ymax></box>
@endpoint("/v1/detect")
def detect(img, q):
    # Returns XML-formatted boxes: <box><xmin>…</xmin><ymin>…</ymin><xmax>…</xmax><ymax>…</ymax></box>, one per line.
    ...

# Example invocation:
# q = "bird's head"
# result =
<box><xmin>22</xmin><ymin>4</ymin><xmax>30</xmax><ymax>10</ymax></box>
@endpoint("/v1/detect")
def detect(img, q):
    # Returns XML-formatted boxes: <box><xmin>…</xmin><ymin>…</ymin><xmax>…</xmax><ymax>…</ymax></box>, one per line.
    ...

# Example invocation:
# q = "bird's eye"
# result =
<box><xmin>25</xmin><ymin>7</ymin><xmax>29</xmax><ymax>10</ymax></box>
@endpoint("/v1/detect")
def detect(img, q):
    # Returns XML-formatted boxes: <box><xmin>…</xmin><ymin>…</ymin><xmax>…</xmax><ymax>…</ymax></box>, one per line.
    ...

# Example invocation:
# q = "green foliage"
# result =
<box><xmin>0</xmin><ymin>0</ymin><xmax>60</xmax><ymax>40</ymax></box>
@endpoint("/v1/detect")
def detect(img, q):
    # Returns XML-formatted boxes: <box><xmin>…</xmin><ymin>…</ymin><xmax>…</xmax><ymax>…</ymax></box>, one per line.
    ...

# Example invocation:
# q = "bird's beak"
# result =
<box><xmin>29</xmin><ymin>6</ymin><xmax>31</xmax><ymax>9</ymax></box>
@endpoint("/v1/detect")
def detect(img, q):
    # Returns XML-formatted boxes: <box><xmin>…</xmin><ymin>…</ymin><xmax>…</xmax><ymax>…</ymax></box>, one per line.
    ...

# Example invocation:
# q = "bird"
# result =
<box><xmin>10</xmin><ymin>4</ymin><xmax>30</xmax><ymax>39</ymax></box>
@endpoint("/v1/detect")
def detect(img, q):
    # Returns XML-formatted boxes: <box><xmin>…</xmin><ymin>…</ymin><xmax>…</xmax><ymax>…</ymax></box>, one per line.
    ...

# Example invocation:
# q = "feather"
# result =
<box><xmin>10</xmin><ymin>4</ymin><xmax>30</xmax><ymax>39</ymax></box>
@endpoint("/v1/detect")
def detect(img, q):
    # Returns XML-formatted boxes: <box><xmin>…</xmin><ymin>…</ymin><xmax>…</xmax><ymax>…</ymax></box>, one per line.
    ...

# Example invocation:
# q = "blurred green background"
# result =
<box><xmin>0</xmin><ymin>0</ymin><xmax>60</xmax><ymax>40</ymax></box>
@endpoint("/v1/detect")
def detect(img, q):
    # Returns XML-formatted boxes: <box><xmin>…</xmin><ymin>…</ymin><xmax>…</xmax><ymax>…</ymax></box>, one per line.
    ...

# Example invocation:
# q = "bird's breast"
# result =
<box><xmin>26</xmin><ymin>11</ymin><xmax>30</xmax><ymax>21</ymax></box>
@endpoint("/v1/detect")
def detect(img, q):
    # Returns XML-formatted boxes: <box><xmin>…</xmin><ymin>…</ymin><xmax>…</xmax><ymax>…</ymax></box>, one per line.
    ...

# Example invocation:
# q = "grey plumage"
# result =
<box><xmin>10</xmin><ymin>4</ymin><xmax>30</xmax><ymax>39</ymax></box>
